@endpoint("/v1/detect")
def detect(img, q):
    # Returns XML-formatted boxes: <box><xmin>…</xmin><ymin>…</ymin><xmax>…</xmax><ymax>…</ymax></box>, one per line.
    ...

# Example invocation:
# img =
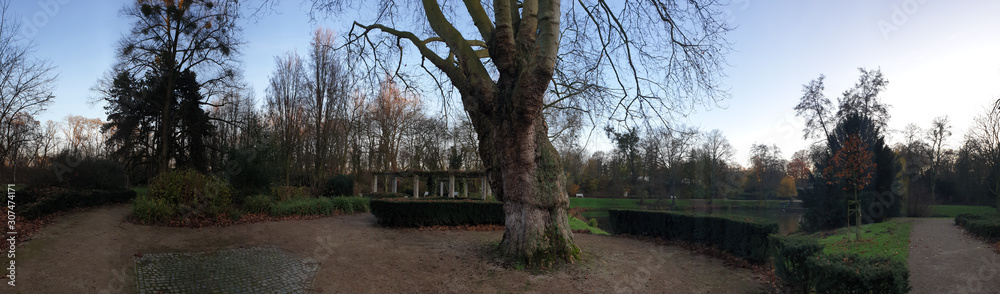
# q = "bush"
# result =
<box><xmin>272</xmin><ymin>197</ymin><xmax>334</xmax><ymax>217</ymax></box>
<box><xmin>271</xmin><ymin>185</ymin><xmax>311</xmax><ymax>201</ymax></box>
<box><xmin>270</xmin><ymin>196</ymin><xmax>369</xmax><ymax>217</ymax></box>
<box><xmin>368</xmin><ymin>192</ymin><xmax>408</xmax><ymax>199</ymax></box>
<box><xmin>370</xmin><ymin>199</ymin><xmax>504</xmax><ymax>227</ymax></box>
<box><xmin>243</xmin><ymin>194</ymin><xmax>275</xmax><ymax>214</ymax></box>
<box><xmin>145</xmin><ymin>170</ymin><xmax>233</xmax><ymax>222</ymax></box>
<box><xmin>330</xmin><ymin>196</ymin><xmax>369</xmax><ymax>213</ymax></box>
<box><xmin>47</xmin><ymin>151</ymin><xmax>128</xmax><ymax>190</ymax></box>
<box><xmin>608</xmin><ymin>209</ymin><xmax>777</xmax><ymax>263</ymax></box>
<box><xmin>133</xmin><ymin>196</ymin><xmax>174</xmax><ymax>223</ymax></box>
<box><xmin>21</xmin><ymin>188</ymin><xmax>137</xmax><ymax>219</ymax></box>
<box><xmin>323</xmin><ymin>175</ymin><xmax>354</xmax><ymax>196</ymax></box>
<box><xmin>955</xmin><ymin>213</ymin><xmax>1000</xmax><ymax>241</ymax></box>
<box><xmin>771</xmin><ymin>235</ymin><xmax>823</xmax><ymax>292</ymax></box>
<box><xmin>806</xmin><ymin>253</ymin><xmax>910</xmax><ymax>294</ymax></box>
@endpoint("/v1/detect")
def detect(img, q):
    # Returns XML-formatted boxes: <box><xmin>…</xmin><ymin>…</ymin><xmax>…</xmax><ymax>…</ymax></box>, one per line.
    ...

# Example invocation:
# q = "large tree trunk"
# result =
<box><xmin>494</xmin><ymin>116</ymin><xmax>577</xmax><ymax>265</ymax></box>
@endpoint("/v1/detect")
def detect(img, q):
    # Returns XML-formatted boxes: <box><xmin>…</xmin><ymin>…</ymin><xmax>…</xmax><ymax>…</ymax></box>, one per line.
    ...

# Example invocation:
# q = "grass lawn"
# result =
<box><xmin>813</xmin><ymin>219</ymin><xmax>911</xmax><ymax>264</ymax></box>
<box><xmin>709</xmin><ymin>199</ymin><xmax>784</xmax><ymax>209</ymax></box>
<box><xmin>568</xmin><ymin>215</ymin><xmax>609</xmax><ymax>235</ymax></box>
<box><xmin>568</xmin><ymin>197</ymin><xmax>643</xmax><ymax>209</ymax></box>
<box><xmin>929</xmin><ymin>205</ymin><xmax>997</xmax><ymax>218</ymax></box>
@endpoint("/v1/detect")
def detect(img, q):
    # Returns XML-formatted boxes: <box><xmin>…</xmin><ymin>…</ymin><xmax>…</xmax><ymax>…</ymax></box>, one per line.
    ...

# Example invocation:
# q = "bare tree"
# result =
<box><xmin>266</xmin><ymin>51</ymin><xmax>309</xmax><ymax>186</ymax></box>
<box><xmin>309</xmin><ymin>0</ymin><xmax>732</xmax><ymax>264</ymax></box>
<box><xmin>701</xmin><ymin>129</ymin><xmax>735</xmax><ymax>202</ymax></box>
<box><xmin>794</xmin><ymin>75</ymin><xmax>833</xmax><ymax>141</ymax></box>
<box><xmin>116</xmin><ymin>0</ymin><xmax>242</xmax><ymax>173</ymax></box>
<box><xmin>926</xmin><ymin>116</ymin><xmax>952</xmax><ymax>201</ymax></box>
<box><xmin>837</xmin><ymin>68</ymin><xmax>890</xmax><ymax>129</ymax></box>
<box><xmin>370</xmin><ymin>77</ymin><xmax>421</xmax><ymax>171</ymax></box>
<box><xmin>0</xmin><ymin>1</ymin><xmax>57</xmax><ymax>168</ymax></box>
<box><xmin>306</xmin><ymin>27</ymin><xmax>350</xmax><ymax>188</ymax></box>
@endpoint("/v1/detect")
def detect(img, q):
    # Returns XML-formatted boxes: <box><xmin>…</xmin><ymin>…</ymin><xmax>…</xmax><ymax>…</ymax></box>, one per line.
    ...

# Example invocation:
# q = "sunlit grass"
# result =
<box><xmin>929</xmin><ymin>205</ymin><xmax>997</xmax><ymax>218</ymax></box>
<box><xmin>814</xmin><ymin>219</ymin><xmax>911</xmax><ymax>264</ymax></box>
<box><xmin>568</xmin><ymin>215</ymin><xmax>609</xmax><ymax>235</ymax></box>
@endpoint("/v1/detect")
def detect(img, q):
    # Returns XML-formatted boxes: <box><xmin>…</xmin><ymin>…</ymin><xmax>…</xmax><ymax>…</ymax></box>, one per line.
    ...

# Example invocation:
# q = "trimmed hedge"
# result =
<box><xmin>771</xmin><ymin>235</ymin><xmax>823</xmax><ymax>292</ymax></box>
<box><xmin>370</xmin><ymin>199</ymin><xmax>503</xmax><ymax>227</ymax></box>
<box><xmin>771</xmin><ymin>235</ymin><xmax>910</xmax><ymax>294</ymax></box>
<box><xmin>955</xmin><ymin>213</ymin><xmax>1000</xmax><ymax>241</ymax></box>
<box><xmin>608</xmin><ymin>209</ymin><xmax>777</xmax><ymax>263</ymax></box>
<box><xmin>807</xmin><ymin>253</ymin><xmax>910</xmax><ymax>294</ymax></box>
<box><xmin>22</xmin><ymin>189</ymin><xmax>136</xmax><ymax>219</ymax></box>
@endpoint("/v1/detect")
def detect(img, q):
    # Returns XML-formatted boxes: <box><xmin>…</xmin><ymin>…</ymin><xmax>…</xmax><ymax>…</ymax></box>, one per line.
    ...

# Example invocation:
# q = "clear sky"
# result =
<box><xmin>13</xmin><ymin>0</ymin><xmax>1000</xmax><ymax>165</ymax></box>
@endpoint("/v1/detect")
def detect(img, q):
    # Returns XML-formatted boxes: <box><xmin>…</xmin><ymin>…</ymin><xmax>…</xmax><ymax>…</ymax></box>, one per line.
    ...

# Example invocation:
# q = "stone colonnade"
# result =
<box><xmin>371</xmin><ymin>170</ymin><xmax>491</xmax><ymax>200</ymax></box>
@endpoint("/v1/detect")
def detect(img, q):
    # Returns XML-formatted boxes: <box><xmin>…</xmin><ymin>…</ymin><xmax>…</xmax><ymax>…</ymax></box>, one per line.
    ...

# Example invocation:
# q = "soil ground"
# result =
<box><xmin>10</xmin><ymin>205</ymin><xmax>767</xmax><ymax>293</ymax></box>
<box><xmin>908</xmin><ymin>218</ymin><xmax>1000</xmax><ymax>294</ymax></box>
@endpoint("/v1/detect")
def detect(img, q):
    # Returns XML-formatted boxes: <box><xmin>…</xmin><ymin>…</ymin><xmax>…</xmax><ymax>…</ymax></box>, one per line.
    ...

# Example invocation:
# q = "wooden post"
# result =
<box><xmin>372</xmin><ymin>174</ymin><xmax>378</xmax><ymax>193</ymax></box>
<box><xmin>413</xmin><ymin>175</ymin><xmax>419</xmax><ymax>198</ymax></box>
<box><xmin>391</xmin><ymin>176</ymin><xmax>397</xmax><ymax>193</ymax></box>
<box><xmin>449</xmin><ymin>175</ymin><xmax>455</xmax><ymax>198</ymax></box>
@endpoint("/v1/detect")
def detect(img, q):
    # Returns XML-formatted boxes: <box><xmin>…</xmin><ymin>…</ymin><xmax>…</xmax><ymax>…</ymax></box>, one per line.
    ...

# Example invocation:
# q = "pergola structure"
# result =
<box><xmin>371</xmin><ymin>170</ymin><xmax>492</xmax><ymax>200</ymax></box>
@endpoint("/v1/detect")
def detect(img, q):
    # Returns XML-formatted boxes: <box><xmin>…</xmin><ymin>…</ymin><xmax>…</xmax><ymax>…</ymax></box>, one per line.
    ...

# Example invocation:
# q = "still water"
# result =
<box><xmin>590</xmin><ymin>209</ymin><xmax>803</xmax><ymax>235</ymax></box>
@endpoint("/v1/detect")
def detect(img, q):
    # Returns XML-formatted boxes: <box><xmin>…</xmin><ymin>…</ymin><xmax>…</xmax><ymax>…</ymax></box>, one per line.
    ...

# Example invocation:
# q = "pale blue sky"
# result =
<box><xmin>13</xmin><ymin>0</ymin><xmax>1000</xmax><ymax>165</ymax></box>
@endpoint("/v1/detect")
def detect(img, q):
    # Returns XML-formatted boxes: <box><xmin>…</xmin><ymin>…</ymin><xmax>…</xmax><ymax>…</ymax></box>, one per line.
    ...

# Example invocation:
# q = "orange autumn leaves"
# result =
<box><xmin>824</xmin><ymin>134</ymin><xmax>876</xmax><ymax>192</ymax></box>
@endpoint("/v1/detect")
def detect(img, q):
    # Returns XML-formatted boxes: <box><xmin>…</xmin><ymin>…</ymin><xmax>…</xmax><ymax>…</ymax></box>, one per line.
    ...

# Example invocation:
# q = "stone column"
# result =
<box><xmin>391</xmin><ymin>176</ymin><xmax>397</xmax><ymax>193</ymax></box>
<box><xmin>372</xmin><ymin>174</ymin><xmax>378</xmax><ymax>193</ymax></box>
<box><xmin>481</xmin><ymin>177</ymin><xmax>487</xmax><ymax>200</ymax></box>
<box><xmin>449</xmin><ymin>175</ymin><xmax>455</xmax><ymax>198</ymax></box>
<box><xmin>413</xmin><ymin>175</ymin><xmax>419</xmax><ymax>198</ymax></box>
<box><xmin>463</xmin><ymin>179</ymin><xmax>468</xmax><ymax>197</ymax></box>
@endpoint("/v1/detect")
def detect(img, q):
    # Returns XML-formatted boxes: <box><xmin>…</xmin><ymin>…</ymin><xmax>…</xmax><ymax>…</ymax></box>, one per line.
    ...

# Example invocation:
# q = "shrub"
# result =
<box><xmin>368</xmin><ymin>192</ymin><xmax>407</xmax><ymax>199</ymax></box>
<box><xmin>47</xmin><ymin>151</ymin><xmax>128</xmax><ymax>190</ymax></box>
<box><xmin>271</xmin><ymin>185</ymin><xmax>311</xmax><ymax>201</ymax></box>
<box><xmin>370</xmin><ymin>199</ymin><xmax>504</xmax><ymax>227</ymax></box>
<box><xmin>272</xmin><ymin>197</ymin><xmax>333</xmax><ymax>217</ymax></box>
<box><xmin>330</xmin><ymin>196</ymin><xmax>369</xmax><ymax>214</ymax></box>
<box><xmin>145</xmin><ymin>170</ymin><xmax>233</xmax><ymax>222</ymax></box>
<box><xmin>323</xmin><ymin>175</ymin><xmax>354</xmax><ymax>196</ymax></box>
<box><xmin>955</xmin><ymin>213</ymin><xmax>1000</xmax><ymax>241</ymax></box>
<box><xmin>806</xmin><ymin>253</ymin><xmax>910</xmax><ymax>294</ymax></box>
<box><xmin>608</xmin><ymin>209</ymin><xmax>777</xmax><ymax>263</ymax></box>
<box><xmin>771</xmin><ymin>235</ymin><xmax>823</xmax><ymax>292</ymax></box>
<box><xmin>243</xmin><ymin>194</ymin><xmax>275</xmax><ymax>214</ymax></box>
<box><xmin>132</xmin><ymin>196</ymin><xmax>174</xmax><ymax>223</ymax></box>
<box><xmin>270</xmin><ymin>196</ymin><xmax>369</xmax><ymax>217</ymax></box>
<box><xmin>21</xmin><ymin>188</ymin><xmax>137</xmax><ymax>219</ymax></box>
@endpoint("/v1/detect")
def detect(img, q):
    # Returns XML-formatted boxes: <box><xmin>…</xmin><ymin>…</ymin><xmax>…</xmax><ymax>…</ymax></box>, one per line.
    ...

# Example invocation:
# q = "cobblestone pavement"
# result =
<box><xmin>135</xmin><ymin>246</ymin><xmax>319</xmax><ymax>293</ymax></box>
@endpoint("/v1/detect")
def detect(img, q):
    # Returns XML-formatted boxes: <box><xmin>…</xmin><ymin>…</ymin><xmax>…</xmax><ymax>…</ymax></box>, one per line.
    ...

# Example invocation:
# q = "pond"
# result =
<box><xmin>585</xmin><ymin>209</ymin><xmax>803</xmax><ymax>235</ymax></box>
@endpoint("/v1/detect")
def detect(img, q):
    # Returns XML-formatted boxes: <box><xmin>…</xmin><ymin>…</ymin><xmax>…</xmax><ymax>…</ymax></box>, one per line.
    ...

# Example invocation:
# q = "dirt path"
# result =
<box><xmin>11</xmin><ymin>205</ymin><xmax>766</xmax><ymax>293</ymax></box>
<box><xmin>908</xmin><ymin>218</ymin><xmax>1000</xmax><ymax>294</ymax></box>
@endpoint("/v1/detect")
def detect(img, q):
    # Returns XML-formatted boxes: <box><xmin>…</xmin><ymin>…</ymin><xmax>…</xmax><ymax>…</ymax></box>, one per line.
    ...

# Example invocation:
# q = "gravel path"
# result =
<box><xmin>908</xmin><ymin>218</ymin><xmax>1000</xmax><ymax>294</ymax></box>
<box><xmin>13</xmin><ymin>205</ymin><xmax>766</xmax><ymax>293</ymax></box>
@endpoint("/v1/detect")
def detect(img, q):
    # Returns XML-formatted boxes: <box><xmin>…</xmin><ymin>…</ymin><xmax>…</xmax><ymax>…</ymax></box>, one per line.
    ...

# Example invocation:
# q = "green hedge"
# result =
<box><xmin>771</xmin><ymin>235</ymin><xmax>823</xmax><ymax>292</ymax></box>
<box><xmin>807</xmin><ymin>253</ymin><xmax>910</xmax><ymax>294</ymax></box>
<box><xmin>370</xmin><ymin>199</ymin><xmax>503</xmax><ymax>227</ymax></box>
<box><xmin>955</xmin><ymin>213</ymin><xmax>1000</xmax><ymax>241</ymax></box>
<box><xmin>608</xmin><ymin>210</ymin><xmax>777</xmax><ymax>263</ymax></box>
<box><xmin>771</xmin><ymin>235</ymin><xmax>910</xmax><ymax>294</ymax></box>
<box><xmin>22</xmin><ymin>189</ymin><xmax>137</xmax><ymax>219</ymax></box>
